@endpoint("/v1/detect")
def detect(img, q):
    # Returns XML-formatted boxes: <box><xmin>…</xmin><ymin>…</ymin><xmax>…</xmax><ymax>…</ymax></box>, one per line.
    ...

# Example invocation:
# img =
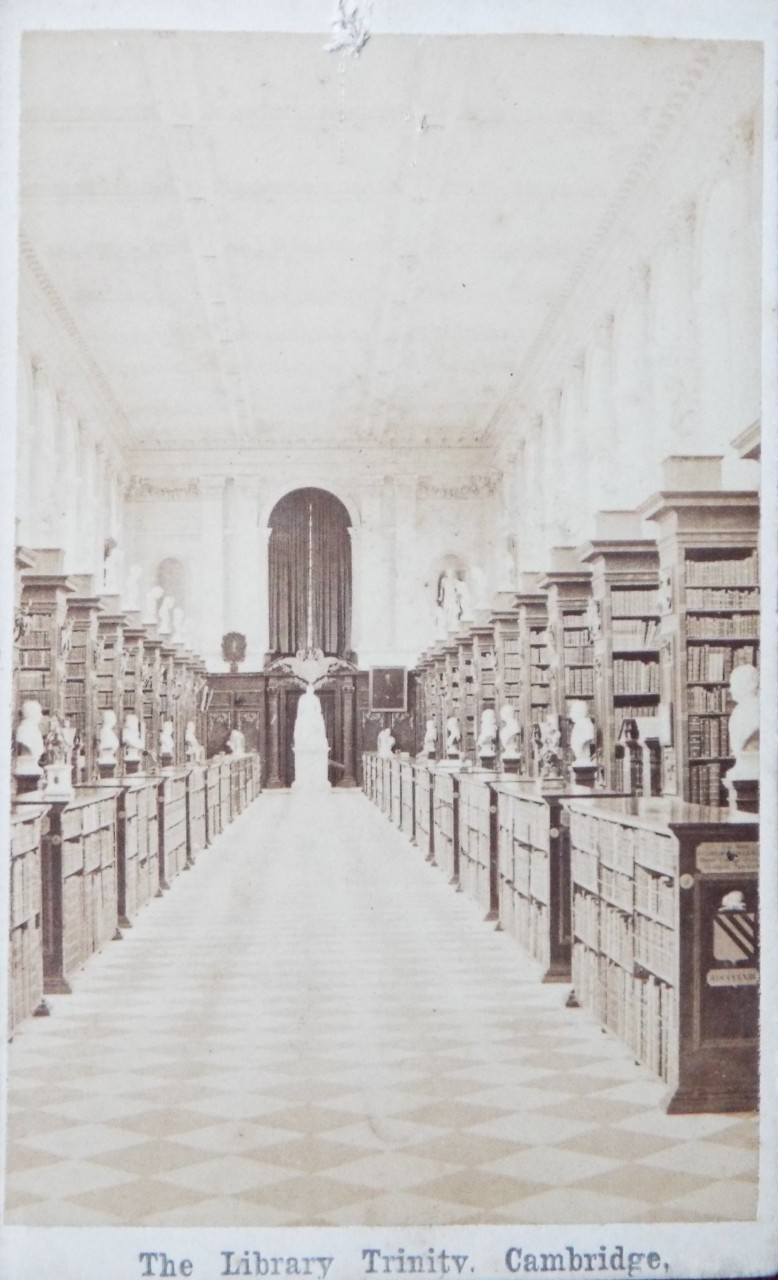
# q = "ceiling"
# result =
<box><xmin>19</xmin><ymin>30</ymin><xmax>750</xmax><ymax>454</ymax></box>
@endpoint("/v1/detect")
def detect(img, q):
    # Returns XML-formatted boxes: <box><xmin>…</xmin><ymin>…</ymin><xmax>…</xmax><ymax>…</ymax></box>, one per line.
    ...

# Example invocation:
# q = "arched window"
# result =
<box><xmin>268</xmin><ymin>488</ymin><xmax>352</xmax><ymax>658</ymax></box>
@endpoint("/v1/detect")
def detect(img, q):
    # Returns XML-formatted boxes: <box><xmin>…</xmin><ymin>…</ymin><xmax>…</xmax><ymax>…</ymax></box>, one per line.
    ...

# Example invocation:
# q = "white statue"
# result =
<box><xmin>226</xmin><ymin>726</ymin><xmax>246</xmax><ymax>757</ymax></box>
<box><xmin>446</xmin><ymin>715</ymin><xmax>461</xmax><ymax>758</ymax></box>
<box><xmin>103</xmin><ymin>538</ymin><xmax>122</xmax><ymax>594</ymax></box>
<box><xmin>497</xmin><ymin>536</ymin><xmax>518</xmax><ymax>590</ymax></box>
<box><xmin>434</xmin><ymin>604</ymin><xmax>448</xmax><ymax>641</ymax></box>
<box><xmin>499</xmin><ymin>704</ymin><xmax>520</xmax><ymax>760</ymax></box>
<box><xmin>437</xmin><ymin>567</ymin><xmax>461</xmax><ymax>632</ymax></box>
<box><xmin>97</xmin><ymin>710</ymin><xmax>120</xmax><ymax>769</ymax></box>
<box><xmin>159</xmin><ymin>719</ymin><xmax>175</xmax><ymax>761</ymax></box>
<box><xmin>470</xmin><ymin>565</ymin><xmax>490</xmax><ymax>611</ymax></box>
<box><xmin>15</xmin><ymin>700</ymin><xmax>45</xmax><ymax>783</ymax></box>
<box><xmin>292</xmin><ymin>684</ymin><xmax>330</xmax><ymax>791</ymax></box>
<box><xmin>726</xmin><ymin>663</ymin><xmax>759</xmax><ymax>781</ymax></box>
<box><xmin>158</xmin><ymin>595</ymin><xmax>175</xmax><ymax>636</ymax></box>
<box><xmin>122</xmin><ymin>714</ymin><xmax>144</xmax><ymax>764</ymax></box>
<box><xmin>456</xmin><ymin>575</ymin><xmax>474</xmax><ymax>623</ymax></box>
<box><xmin>185</xmin><ymin>719</ymin><xmax>204</xmax><ymax>763</ymax></box>
<box><xmin>377</xmin><ymin>727</ymin><xmax>395</xmax><ymax>758</ymax></box>
<box><xmin>144</xmin><ymin>584</ymin><xmax>164</xmax><ymax>625</ymax></box>
<box><xmin>124</xmin><ymin>563</ymin><xmax>142</xmax><ymax>612</ymax></box>
<box><xmin>569</xmin><ymin>699</ymin><xmax>596</xmax><ymax>766</ymax></box>
<box><xmin>477</xmin><ymin>708</ymin><xmax>498</xmax><ymax>761</ymax></box>
<box><xmin>421</xmin><ymin>718</ymin><xmax>437</xmax><ymax>758</ymax></box>
<box><xmin>171</xmin><ymin>606</ymin><xmax>186</xmax><ymax>644</ymax></box>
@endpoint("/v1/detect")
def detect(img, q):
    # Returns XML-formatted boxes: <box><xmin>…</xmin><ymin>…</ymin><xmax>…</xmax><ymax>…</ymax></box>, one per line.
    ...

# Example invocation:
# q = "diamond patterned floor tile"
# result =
<box><xmin>4</xmin><ymin>790</ymin><xmax>759</xmax><ymax>1226</ymax></box>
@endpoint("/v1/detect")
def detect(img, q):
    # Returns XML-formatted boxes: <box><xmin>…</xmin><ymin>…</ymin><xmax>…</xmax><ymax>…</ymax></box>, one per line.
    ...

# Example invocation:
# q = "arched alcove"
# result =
<box><xmin>268</xmin><ymin>488</ymin><xmax>352</xmax><ymax>658</ymax></box>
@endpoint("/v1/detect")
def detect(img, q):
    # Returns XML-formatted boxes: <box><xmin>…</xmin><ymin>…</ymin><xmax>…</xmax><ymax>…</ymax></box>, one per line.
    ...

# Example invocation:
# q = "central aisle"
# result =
<box><xmin>6</xmin><ymin>790</ymin><xmax>757</xmax><ymax>1226</ymax></box>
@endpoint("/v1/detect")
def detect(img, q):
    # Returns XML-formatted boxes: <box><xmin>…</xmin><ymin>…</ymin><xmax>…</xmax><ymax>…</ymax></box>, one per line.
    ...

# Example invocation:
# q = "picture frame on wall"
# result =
<box><xmin>369</xmin><ymin>666</ymin><xmax>407</xmax><ymax>712</ymax></box>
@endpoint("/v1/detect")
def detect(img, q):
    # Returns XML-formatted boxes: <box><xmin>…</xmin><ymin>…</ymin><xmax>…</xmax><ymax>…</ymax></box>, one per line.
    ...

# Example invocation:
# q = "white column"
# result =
<box><xmin>347</xmin><ymin>525</ymin><xmax>360</xmax><ymax>660</ymax></box>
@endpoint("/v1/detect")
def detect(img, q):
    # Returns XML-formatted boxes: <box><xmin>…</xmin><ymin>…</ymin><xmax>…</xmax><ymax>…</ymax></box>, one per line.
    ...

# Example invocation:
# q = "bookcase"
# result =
<box><xmin>158</xmin><ymin>770</ymin><xmax>189</xmax><ymax>888</ymax></box>
<box><xmin>20</xmin><ymin>786</ymin><xmax>121</xmax><ymax>994</ymax></box>
<box><xmin>17</xmin><ymin>553</ymin><xmax>74</xmax><ymax>738</ymax></box>
<box><xmin>122</xmin><ymin>616</ymin><xmax>146</xmax><ymax>730</ymax></box>
<box><xmin>432</xmin><ymin>768</ymin><xmax>459</xmax><ymax>883</ymax></box>
<box><xmin>642</xmin><ymin>458</ymin><xmax>760</xmax><ymax>805</ymax></box>
<box><xmin>96</xmin><ymin>600</ymin><xmax>127</xmax><ymax>761</ymax></box>
<box><xmin>412</xmin><ymin>760</ymin><xmax>435</xmax><ymax>858</ymax></box>
<box><xmin>470</xmin><ymin>619</ymin><xmax>497</xmax><ymax>738</ymax></box>
<box><xmin>458</xmin><ymin>631</ymin><xmax>477</xmax><ymax>758</ymax></box>
<box><xmin>141</xmin><ymin>634</ymin><xmax>163</xmax><ymax>764</ymax></box>
<box><xmin>186</xmin><ymin>765</ymin><xmax>207</xmax><ymax>862</ymax></box>
<box><xmin>514</xmin><ymin>575</ymin><xmax>549</xmax><ymax>777</ymax></box>
<box><xmin>64</xmin><ymin>583</ymin><xmax>102</xmax><ymax>783</ymax></box>
<box><xmin>9</xmin><ymin>803</ymin><xmax>47</xmax><ymax>1031</ymax></box>
<box><xmin>579</xmin><ymin>514</ymin><xmax>661</xmax><ymax>793</ymax></box>
<box><xmin>539</xmin><ymin>549</ymin><xmax>594</xmax><ymax>765</ymax></box>
<box><xmin>491</xmin><ymin>597</ymin><xmax>522</xmax><ymax>752</ymax></box>
<box><xmin>399</xmin><ymin>758</ymin><xmax>416</xmax><ymax>840</ymax></box>
<box><xmin>457</xmin><ymin>771</ymin><xmax>499</xmax><ymax>919</ymax></box>
<box><xmin>205</xmin><ymin>760</ymin><xmax>223</xmax><ymax>843</ymax></box>
<box><xmin>567</xmin><ymin>794</ymin><xmax>758</xmax><ymax>1110</ymax></box>
<box><xmin>443</xmin><ymin>637</ymin><xmax>462</xmax><ymax>744</ymax></box>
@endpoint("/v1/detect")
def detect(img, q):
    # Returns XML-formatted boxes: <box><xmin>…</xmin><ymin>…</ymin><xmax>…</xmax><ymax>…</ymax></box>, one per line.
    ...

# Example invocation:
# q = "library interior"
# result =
<box><xmin>4</xmin><ymin>27</ymin><xmax>767</xmax><ymax>1228</ymax></box>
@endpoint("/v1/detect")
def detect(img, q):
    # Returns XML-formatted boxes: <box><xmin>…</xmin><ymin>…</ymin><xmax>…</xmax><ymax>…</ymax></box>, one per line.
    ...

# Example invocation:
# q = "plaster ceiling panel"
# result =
<box><xmin>21</xmin><ymin>31</ymin><xmax>161</xmax><ymax>124</ymax></box>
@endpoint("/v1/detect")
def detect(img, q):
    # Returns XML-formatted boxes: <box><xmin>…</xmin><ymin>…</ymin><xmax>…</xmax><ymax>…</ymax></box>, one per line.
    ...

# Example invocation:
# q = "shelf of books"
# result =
<box><xmin>491</xmin><ymin>595</ymin><xmax>522</xmax><ymax>762</ymax></box>
<box><xmin>458</xmin><ymin>631</ymin><xmax>477</xmax><ymax>758</ymax></box>
<box><xmin>457</xmin><ymin>772</ymin><xmax>499</xmax><ymax>918</ymax></box>
<box><xmin>9</xmin><ymin>802</ymin><xmax>48</xmax><ymax>1031</ymax></box>
<box><xmin>141</xmin><ymin>635</ymin><xmax>163</xmax><ymax>763</ymax></box>
<box><xmin>642</xmin><ymin>458</ymin><xmax>760</xmax><ymax>805</ymax></box>
<box><xmin>186</xmin><ymin>764</ymin><xmax>207</xmax><ymax>864</ymax></box>
<box><xmin>514</xmin><ymin>574</ymin><xmax>549</xmax><ymax>778</ymax></box>
<box><xmin>579</xmin><ymin>514</ymin><xmax>661</xmax><ymax>795</ymax></box>
<box><xmin>64</xmin><ymin>580</ymin><xmax>102</xmax><ymax>784</ymax></box>
<box><xmin>443</xmin><ymin>637</ymin><xmax>462</xmax><ymax>747</ymax></box>
<box><xmin>432</xmin><ymin>768</ymin><xmax>459</xmax><ymax>883</ymax></box>
<box><xmin>567</xmin><ymin>794</ymin><xmax>758</xmax><ymax>1111</ymax></box>
<box><xmin>122</xmin><ymin>616</ymin><xmax>146</xmax><ymax>734</ymax></box>
<box><xmin>96</xmin><ymin>599</ymin><xmax>127</xmax><ymax>762</ymax></box>
<box><xmin>470</xmin><ymin>620</ymin><xmax>496</xmax><ymax>740</ymax></box>
<box><xmin>539</xmin><ymin>548</ymin><xmax>594</xmax><ymax>766</ymax></box>
<box><xmin>159</xmin><ymin>770</ymin><xmax>189</xmax><ymax>889</ymax></box>
<box><xmin>17</xmin><ymin>551</ymin><xmax>74</xmax><ymax>740</ymax></box>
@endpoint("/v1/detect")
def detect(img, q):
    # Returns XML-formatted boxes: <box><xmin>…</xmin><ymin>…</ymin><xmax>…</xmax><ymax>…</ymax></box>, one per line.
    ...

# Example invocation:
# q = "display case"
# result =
<box><xmin>158</xmin><ymin>769</ymin><xmax>189</xmax><ymax>888</ymax></box>
<box><xmin>457</xmin><ymin>770</ymin><xmax>500</xmax><ymax>919</ymax></box>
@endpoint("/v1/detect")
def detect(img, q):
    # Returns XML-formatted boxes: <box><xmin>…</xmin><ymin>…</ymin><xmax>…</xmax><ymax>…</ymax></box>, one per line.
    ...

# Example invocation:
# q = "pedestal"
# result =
<box><xmin>98</xmin><ymin>761</ymin><xmax>117</xmax><ymax>779</ymax></box>
<box><xmin>15</xmin><ymin>773</ymin><xmax>42</xmax><ymax>796</ymax></box>
<box><xmin>501</xmin><ymin>755</ymin><xmax>521</xmax><ymax>775</ymax></box>
<box><xmin>731</xmin><ymin>776</ymin><xmax>759</xmax><ymax>814</ymax></box>
<box><xmin>572</xmin><ymin>763</ymin><xmax>598</xmax><ymax>790</ymax></box>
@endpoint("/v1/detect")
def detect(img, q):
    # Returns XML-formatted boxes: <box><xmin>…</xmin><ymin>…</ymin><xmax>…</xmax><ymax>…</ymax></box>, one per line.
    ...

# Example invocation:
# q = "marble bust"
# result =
<box><xmin>292</xmin><ymin>685</ymin><xmax>330</xmax><ymax>790</ymax></box>
<box><xmin>98</xmin><ymin>710</ymin><xmax>120</xmax><ymax>768</ymax></box>
<box><xmin>15</xmin><ymin>700</ymin><xmax>45</xmax><ymax>781</ymax></box>
<box><xmin>377</xmin><ymin>727</ymin><xmax>395</xmax><ymax>758</ymax></box>
<box><xmin>159</xmin><ymin>719</ymin><xmax>175</xmax><ymax>761</ymax></box>
<box><xmin>477</xmin><ymin>709</ymin><xmax>498</xmax><ymax>761</ymax></box>
<box><xmin>421</xmin><ymin>718</ymin><xmax>437</xmax><ymax>758</ymax></box>
<box><xmin>446</xmin><ymin>716</ymin><xmax>461</xmax><ymax>758</ymax></box>
<box><xmin>727</xmin><ymin>663</ymin><xmax>759</xmax><ymax>781</ymax></box>
<box><xmin>569</xmin><ymin>699</ymin><xmax>596</xmax><ymax>765</ymax></box>
<box><xmin>499</xmin><ymin>704</ymin><xmax>520</xmax><ymax>760</ymax></box>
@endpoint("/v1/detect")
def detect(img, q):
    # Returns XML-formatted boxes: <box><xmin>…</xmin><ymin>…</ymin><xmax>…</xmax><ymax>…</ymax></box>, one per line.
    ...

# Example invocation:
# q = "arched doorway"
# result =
<box><xmin>267</xmin><ymin>487</ymin><xmax>352</xmax><ymax>659</ymax></box>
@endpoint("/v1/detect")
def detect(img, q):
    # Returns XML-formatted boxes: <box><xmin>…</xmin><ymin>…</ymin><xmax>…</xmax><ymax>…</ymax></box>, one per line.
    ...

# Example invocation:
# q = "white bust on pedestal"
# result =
<box><xmin>185</xmin><ymin>720</ymin><xmax>204</xmax><ymax>763</ymax></box>
<box><xmin>499</xmin><ymin>704</ymin><xmax>520</xmax><ymax>764</ymax></box>
<box><xmin>377</xmin><ymin>727</ymin><xmax>395</xmax><ymax>758</ymax></box>
<box><xmin>98</xmin><ymin>710</ymin><xmax>120</xmax><ymax>775</ymax></box>
<box><xmin>725</xmin><ymin>664</ymin><xmax>759</xmax><ymax>811</ymax></box>
<box><xmin>15</xmin><ymin>700</ymin><xmax>45</xmax><ymax>789</ymax></box>
<box><xmin>159</xmin><ymin>719</ymin><xmax>175</xmax><ymax>763</ymax></box>
<box><xmin>569</xmin><ymin>700</ymin><xmax>596</xmax><ymax>765</ymax></box>
<box><xmin>477</xmin><ymin>709</ymin><xmax>498</xmax><ymax>765</ymax></box>
<box><xmin>293</xmin><ymin>684</ymin><xmax>331</xmax><ymax>791</ymax></box>
<box><xmin>226</xmin><ymin>727</ymin><xmax>245</xmax><ymax>757</ymax></box>
<box><xmin>445</xmin><ymin>716</ymin><xmax>461</xmax><ymax>758</ymax></box>
<box><xmin>122</xmin><ymin>714</ymin><xmax>145</xmax><ymax>772</ymax></box>
<box><xmin>420</xmin><ymin>718</ymin><xmax>437</xmax><ymax>759</ymax></box>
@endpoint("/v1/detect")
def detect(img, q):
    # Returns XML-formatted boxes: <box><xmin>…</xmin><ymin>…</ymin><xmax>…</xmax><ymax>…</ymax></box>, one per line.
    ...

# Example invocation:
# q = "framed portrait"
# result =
<box><xmin>369</xmin><ymin>666</ymin><xmax>407</xmax><ymax>712</ymax></box>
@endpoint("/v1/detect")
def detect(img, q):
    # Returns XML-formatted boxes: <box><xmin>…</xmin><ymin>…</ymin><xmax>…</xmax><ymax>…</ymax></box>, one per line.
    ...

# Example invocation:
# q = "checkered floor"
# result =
<box><xmin>5</xmin><ymin>789</ymin><xmax>758</xmax><ymax>1226</ymax></box>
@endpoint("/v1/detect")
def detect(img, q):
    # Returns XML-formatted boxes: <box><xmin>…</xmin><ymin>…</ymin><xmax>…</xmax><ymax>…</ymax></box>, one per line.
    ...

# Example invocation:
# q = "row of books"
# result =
<box><xmin>8</xmin><ymin>919</ymin><xmax>43</xmax><ymax>1033</ymax></box>
<box><xmin>17</xmin><ymin>671</ymin><xmax>52</xmax><ymax>691</ymax></box>
<box><xmin>565</xmin><ymin>670</ymin><xmax>595</xmax><ymax>696</ymax></box>
<box><xmin>571</xmin><ymin>847</ymin><xmax>599</xmax><ymax>895</ymax></box>
<box><xmin>686</xmin><ymin>644</ymin><xmax>758</xmax><ymax>682</ymax></box>
<box><xmin>688</xmin><ymin>760</ymin><xmax>724</xmax><ymax>806</ymax></box>
<box><xmin>570</xmin><ymin>811</ymin><xmax>676</xmax><ymax>877</ymax></box>
<box><xmin>686</xmin><ymin>613</ymin><xmax>760</xmax><ymax>639</ymax></box>
<box><xmin>687</xmin><ymin>684</ymin><xmax>732</xmax><ymax>712</ymax></box>
<box><xmin>573</xmin><ymin>946</ymin><xmax>677</xmax><ymax>1083</ymax></box>
<box><xmin>685</xmin><ymin>587</ymin><xmax>759</xmax><ymax>609</ymax></box>
<box><xmin>10</xmin><ymin>843</ymin><xmax>41</xmax><ymax>930</ymax></box>
<box><xmin>600</xmin><ymin>900</ymin><xmax>634</xmax><ymax>967</ymax></box>
<box><xmin>611</xmin><ymin>589</ymin><xmax>660</xmax><ymax>616</ymax></box>
<box><xmin>573</xmin><ymin>889</ymin><xmax>600</xmax><ymax>951</ymax></box>
<box><xmin>18</xmin><ymin>649</ymin><xmax>53</xmax><ymax>668</ymax></box>
<box><xmin>613</xmin><ymin>659</ymin><xmax>660</xmax><ymax>693</ymax></box>
<box><xmin>615</xmin><ymin>702</ymin><xmax>659</xmax><ymax>719</ymax></box>
<box><xmin>599</xmin><ymin>864</ymin><xmax>634</xmax><ymax>914</ymax></box>
<box><xmin>688</xmin><ymin>714</ymin><xmax>730</xmax><ymax>759</ymax></box>
<box><xmin>612</xmin><ymin>617</ymin><xmax>660</xmax><ymax>648</ymax></box>
<box><xmin>634</xmin><ymin>865</ymin><xmax>675</xmax><ymax>925</ymax></box>
<box><xmin>684</xmin><ymin>553</ymin><xmax>758</xmax><ymax>586</ymax></box>
<box><xmin>634</xmin><ymin>914</ymin><xmax>675</xmax><ymax>984</ymax></box>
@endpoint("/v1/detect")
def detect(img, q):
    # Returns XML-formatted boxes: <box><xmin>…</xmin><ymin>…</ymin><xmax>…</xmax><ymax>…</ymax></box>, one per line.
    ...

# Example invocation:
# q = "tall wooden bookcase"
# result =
<box><xmin>579</xmin><ymin>514</ymin><xmax>661</xmax><ymax>793</ymax></box>
<box><xmin>514</xmin><ymin>573</ymin><xmax>549</xmax><ymax>778</ymax></box>
<box><xmin>642</xmin><ymin>458</ymin><xmax>760</xmax><ymax>805</ymax></box>
<box><xmin>65</xmin><ymin>579</ymin><xmax>103</xmax><ymax>782</ymax></box>
<box><xmin>538</xmin><ymin>548</ymin><xmax>594</xmax><ymax>763</ymax></box>
<box><xmin>17</xmin><ymin>550</ymin><xmax>74</xmax><ymax>738</ymax></box>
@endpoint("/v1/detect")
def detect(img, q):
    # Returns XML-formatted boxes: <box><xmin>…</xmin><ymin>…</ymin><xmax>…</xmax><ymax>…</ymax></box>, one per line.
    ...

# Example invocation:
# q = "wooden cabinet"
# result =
<box><xmin>568</xmin><ymin>795</ymin><xmax>758</xmax><ymax>1111</ymax></box>
<box><xmin>9</xmin><ymin>804</ymin><xmax>47</xmax><ymax>1030</ymax></box>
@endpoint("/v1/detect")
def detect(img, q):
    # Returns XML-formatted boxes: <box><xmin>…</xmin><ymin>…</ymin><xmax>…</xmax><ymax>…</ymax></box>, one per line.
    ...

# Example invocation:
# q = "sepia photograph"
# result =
<box><xmin>0</xmin><ymin>2</ymin><xmax>775</xmax><ymax>1278</ymax></box>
